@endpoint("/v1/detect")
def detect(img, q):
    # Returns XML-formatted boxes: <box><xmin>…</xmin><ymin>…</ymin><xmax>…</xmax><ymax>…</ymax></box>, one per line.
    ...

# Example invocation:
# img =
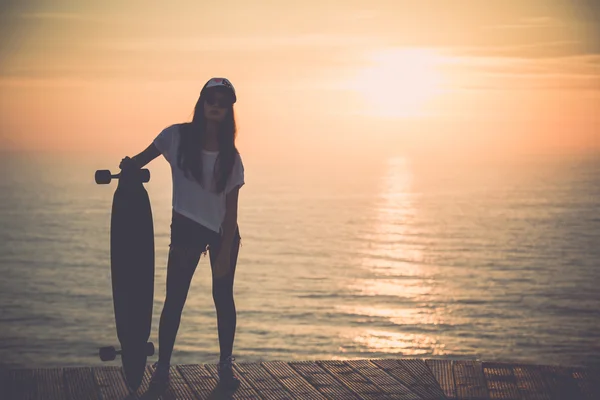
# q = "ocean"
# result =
<box><xmin>1</xmin><ymin>152</ymin><xmax>599</xmax><ymax>369</ymax></box>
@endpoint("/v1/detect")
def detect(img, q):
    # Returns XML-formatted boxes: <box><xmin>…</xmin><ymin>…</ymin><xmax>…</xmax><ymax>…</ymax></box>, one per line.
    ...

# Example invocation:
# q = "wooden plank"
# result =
<box><xmin>140</xmin><ymin>364</ymin><xmax>155</xmax><ymax>395</ymax></box>
<box><xmin>571</xmin><ymin>367</ymin><xmax>600</xmax><ymax>400</ymax></box>
<box><xmin>63</xmin><ymin>367</ymin><xmax>99</xmax><ymax>400</ymax></box>
<box><xmin>118</xmin><ymin>365</ymin><xmax>154</xmax><ymax>399</ymax></box>
<box><xmin>93</xmin><ymin>366</ymin><xmax>130</xmax><ymax>400</ymax></box>
<box><xmin>512</xmin><ymin>365</ymin><xmax>551</xmax><ymax>400</ymax></box>
<box><xmin>289</xmin><ymin>361</ymin><xmax>360</xmax><ymax>400</ymax></box>
<box><xmin>95</xmin><ymin>365</ymin><xmax>153</xmax><ymax>400</ymax></box>
<box><xmin>34</xmin><ymin>368</ymin><xmax>65</xmax><ymax>400</ymax></box>
<box><xmin>261</xmin><ymin>361</ymin><xmax>326</xmax><ymax>400</ymax></box>
<box><xmin>205</xmin><ymin>363</ymin><xmax>261</xmax><ymax>399</ymax></box>
<box><xmin>481</xmin><ymin>362</ymin><xmax>521</xmax><ymax>400</ymax></box>
<box><xmin>0</xmin><ymin>368</ymin><xmax>7</xmax><ymax>400</ymax></box>
<box><xmin>539</xmin><ymin>365</ymin><xmax>584</xmax><ymax>400</ymax></box>
<box><xmin>2</xmin><ymin>360</ymin><xmax>596</xmax><ymax>400</ymax></box>
<box><xmin>345</xmin><ymin>359</ymin><xmax>421</xmax><ymax>400</ymax></box>
<box><xmin>159</xmin><ymin>365</ymin><xmax>197</xmax><ymax>400</ymax></box>
<box><xmin>400</xmin><ymin>359</ymin><xmax>448</xmax><ymax>399</ymax></box>
<box><xmin>7</xmin><ymin>368</ymin><xmax>37</xmax><ymax>400</ymax></box>
<box><xmin>318</xmin><ymin>360</ymin><xmax>390</xmax><ymax>400</ymax></box>
<box><xmin>233</xmin><ymin>362</ymin><xmax>293</xmax><ymax>399</ymax></box>
<box><xmin>426</xmin><ymin>359</ymin><xmax>457</xmax><ymax>399</ymax></box>
<box><xmin>178</xmin><ymin>364</ymin><xmax>220</xmax><ymax>400</ymax></box>
<box><xmin>372</xmin><ymin>358</ymin><xmax>437</xmax><ymax>399</ymax></box>
<box><xmin>453</xmin><ymin>360</ymin><xmax>489</xmax><ymax>400</ymax></box>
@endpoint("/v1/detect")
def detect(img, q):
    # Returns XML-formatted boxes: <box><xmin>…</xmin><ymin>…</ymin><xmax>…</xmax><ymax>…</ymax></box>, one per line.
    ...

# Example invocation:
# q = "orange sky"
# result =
<box><xmin>0</xmin><ymin>0</ymin><xmax>598</xmax><ymax>164</ymax></box>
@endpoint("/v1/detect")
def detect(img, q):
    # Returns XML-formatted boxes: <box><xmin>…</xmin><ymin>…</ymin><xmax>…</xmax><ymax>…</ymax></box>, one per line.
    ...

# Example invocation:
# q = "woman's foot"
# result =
<box><xmin>150</xmin><ymin>361</ymin><xmax>170</xmax><ymax>389</ymax></box>
<box><xmin>217</xmin><ymin>356</ymin><xmax>241</xmax><ymax>391</ymax></box>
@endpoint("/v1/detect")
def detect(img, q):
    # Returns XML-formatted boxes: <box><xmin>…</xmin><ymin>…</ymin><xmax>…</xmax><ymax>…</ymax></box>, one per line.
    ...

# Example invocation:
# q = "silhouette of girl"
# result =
<box><xmin>120</xmin><ymin>77</ymin><xmax>243</xmax><ymax>391</ymax></box>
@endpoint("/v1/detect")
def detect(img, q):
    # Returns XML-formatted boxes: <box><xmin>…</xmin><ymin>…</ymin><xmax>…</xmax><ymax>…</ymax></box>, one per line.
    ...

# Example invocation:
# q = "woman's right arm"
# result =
<box><xmin>121</xmin><ymin>143</ymin><xmax>161</xmax><ymax>169</ymax></box>
<box><xmin>121</xmin><ymin>124</ymin><xmax>178</xmax><ymax>169</ymax></box>
<box><xmin>132</xmin><ymin>143</ymin><xmax>161</xmax><ymax>168</ymax></box>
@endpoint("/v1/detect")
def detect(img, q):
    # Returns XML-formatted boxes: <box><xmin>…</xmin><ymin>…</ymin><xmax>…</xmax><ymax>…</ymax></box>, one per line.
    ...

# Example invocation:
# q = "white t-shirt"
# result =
<box><xmin>153</xmin><ymin>124</ymin><xmax>245</xmax><ymax>234</ymax></box>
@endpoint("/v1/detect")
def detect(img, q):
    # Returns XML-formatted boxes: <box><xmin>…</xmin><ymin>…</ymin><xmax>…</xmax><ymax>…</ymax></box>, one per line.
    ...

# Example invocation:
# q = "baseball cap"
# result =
<box><xmin>201</xmin><ymin>77</ymin><xmax>237</xmax><ymax>103</ymax></box>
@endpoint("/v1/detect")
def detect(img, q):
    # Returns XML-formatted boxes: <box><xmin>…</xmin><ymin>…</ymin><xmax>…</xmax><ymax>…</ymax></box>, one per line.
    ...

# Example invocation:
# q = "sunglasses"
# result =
<box><xmin>205</xmin><ymin>94</ymin><xmax>233</xmax><ymax>108</ymax></box>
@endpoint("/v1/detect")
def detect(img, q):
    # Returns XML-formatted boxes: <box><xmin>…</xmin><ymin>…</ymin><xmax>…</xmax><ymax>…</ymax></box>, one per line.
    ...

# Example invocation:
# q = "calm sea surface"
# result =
<box><xmin>1</xmin><ymin>152</ymin><xmax>599</xmax><ymax>369</ymax></box>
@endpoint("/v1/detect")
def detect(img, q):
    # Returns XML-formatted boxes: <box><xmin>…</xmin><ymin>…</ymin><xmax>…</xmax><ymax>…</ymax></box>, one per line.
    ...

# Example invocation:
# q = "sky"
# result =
<box><xmin>0</xmin><ymin>0</ymin><xmax>599</xmax><ymax>164</ymax></box>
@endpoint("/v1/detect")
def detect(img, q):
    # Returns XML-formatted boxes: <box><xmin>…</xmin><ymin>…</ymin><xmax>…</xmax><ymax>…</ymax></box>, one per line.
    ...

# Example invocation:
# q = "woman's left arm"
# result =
<box><xmin>221</xmin><ymin>186</ymin><xmax>240</xmax><ymax>251</ymax></box>
<box><xmin>214</xmin><ymin>187</ymin><xmax>240</xmax><ymax>278</ymax></box>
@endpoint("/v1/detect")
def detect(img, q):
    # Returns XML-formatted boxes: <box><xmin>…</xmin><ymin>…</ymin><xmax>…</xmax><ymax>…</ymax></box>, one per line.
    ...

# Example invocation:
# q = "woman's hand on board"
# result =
<box><xmin>119</xmin><ymin>156</ymin><xmax>140</xmax><ymax>171</ymax></box>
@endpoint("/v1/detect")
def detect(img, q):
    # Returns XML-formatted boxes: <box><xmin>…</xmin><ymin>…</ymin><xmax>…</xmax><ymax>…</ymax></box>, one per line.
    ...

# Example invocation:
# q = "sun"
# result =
<box><xmin>348</xmin><ymin>48</ymin><xmax>445</xmax><ymax>118</ymax></box>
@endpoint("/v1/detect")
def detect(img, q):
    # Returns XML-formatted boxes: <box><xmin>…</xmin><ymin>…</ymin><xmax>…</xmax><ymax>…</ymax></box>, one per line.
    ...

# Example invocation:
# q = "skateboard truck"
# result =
<box><xmin>95</xmin><ymin>169</ymin><xmax>150</xmax><ymax>185</ymax></box>
<box><xmin>99</xmin><ymin>342</ymin><xmax>155</xmax><ymax>361</ymax></box>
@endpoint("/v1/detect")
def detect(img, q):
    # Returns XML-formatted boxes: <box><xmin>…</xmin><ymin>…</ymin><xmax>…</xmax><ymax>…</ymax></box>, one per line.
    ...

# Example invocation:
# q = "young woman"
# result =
<box><xmin>119</xmin><ymin>77</ymin><xmax>244</xmax><ymax>391</ymax></box>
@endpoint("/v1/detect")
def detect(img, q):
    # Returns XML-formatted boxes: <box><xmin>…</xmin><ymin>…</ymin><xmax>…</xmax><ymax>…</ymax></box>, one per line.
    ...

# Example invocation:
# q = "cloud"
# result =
<box><xmin>453</xmin><ymin>41</ymin><xmax>598</xmax><ymax>59</ymax></box>
<box><xmin>439</xmin><ymin>51</ymin><xmax>600</xmax><ymax>91</ymax></box>
<box><xmin>98</xmin><ymin>34</ymin><xmax>381</xmax><ymax>53</ymax></box>
<box><xmin>564</xmin><ymin>0</ymin><xmax>600</xmax><ymax>23</ymax></box>
<box><xmin>448</xmin><ymin>52</ymin><xmax>600</xmax><ymax>73</ymax></box>
<box><xmin>484</xmin><ymin>16</ymin><xmax>565</xmax><ymax>30</ymax></box>
<box><xmin>450</xmin><ymin>75</ymin><xmax>600</xmax><ymax>91</ymax></box>
<box><xmin>0</xmin><ymin>30</ymin><xmax>377</xmax><ymax>81</ymax></box>
<box><xmin>479</xmin><ymin>8</ymin><xmax>599</xmax><ymax>56</ymax></box>
<box><xmin>17</xmin><ymin>12</ymin><xmax>102</xmax><ymax>22</ymax></box>
<box><xmin>333</xmin><ymin>9</ymin><xmax>380</xmax><ymax>22</ymax></box>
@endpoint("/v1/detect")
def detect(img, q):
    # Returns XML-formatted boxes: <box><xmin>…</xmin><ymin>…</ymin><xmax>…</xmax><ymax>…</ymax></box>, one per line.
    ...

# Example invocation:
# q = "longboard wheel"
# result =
<box><xmin>99</xmin><ymin>346</ymin><xmax>117</xmax><ymax>361</ymax></box>
<box><xmin>95</xmin><ymin>170</ymin><xmax>113</xmax><ymax>184</ymax></box>
<box><xmin>146</xmin><ymin>342</ymin><xmax>155</xmax><ymax>356</ymax></box>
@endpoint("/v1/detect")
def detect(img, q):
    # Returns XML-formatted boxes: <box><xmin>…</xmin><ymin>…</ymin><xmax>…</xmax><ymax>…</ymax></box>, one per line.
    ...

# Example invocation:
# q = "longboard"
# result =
<box><xmin>95</xmin><ymin>167</ymin><xmax>155</xmax><ymax>392</ymax></box>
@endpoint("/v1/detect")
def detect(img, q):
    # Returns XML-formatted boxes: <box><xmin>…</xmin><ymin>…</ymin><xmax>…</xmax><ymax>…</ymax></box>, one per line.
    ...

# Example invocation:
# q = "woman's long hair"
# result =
<box><xmin>176</xmin><ymin>91</ymin><xmax>238</xmax><ymax>194</ymax></box>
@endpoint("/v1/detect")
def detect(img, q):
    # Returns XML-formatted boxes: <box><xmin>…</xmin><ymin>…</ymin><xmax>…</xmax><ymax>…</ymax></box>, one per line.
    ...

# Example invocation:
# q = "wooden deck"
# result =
<box><xmin>2</xmin><ymin>358</ymin><xmax>599</xmax><ymax>400</ymax></box>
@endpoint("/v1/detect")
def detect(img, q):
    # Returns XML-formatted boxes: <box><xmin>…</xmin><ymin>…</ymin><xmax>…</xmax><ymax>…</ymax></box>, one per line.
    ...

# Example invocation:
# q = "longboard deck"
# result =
<box><xmin>98</xmin><ymin>168</ymin><xmax>155</xmax><ymax>391</ymax></box>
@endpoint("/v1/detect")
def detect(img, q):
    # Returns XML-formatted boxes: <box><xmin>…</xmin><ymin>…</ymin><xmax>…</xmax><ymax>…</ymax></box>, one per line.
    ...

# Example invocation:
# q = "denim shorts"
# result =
<box><xmin>169</xmin><ymin>210</ymin><xmax>240</xmax><ymax>258</ymax></box>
